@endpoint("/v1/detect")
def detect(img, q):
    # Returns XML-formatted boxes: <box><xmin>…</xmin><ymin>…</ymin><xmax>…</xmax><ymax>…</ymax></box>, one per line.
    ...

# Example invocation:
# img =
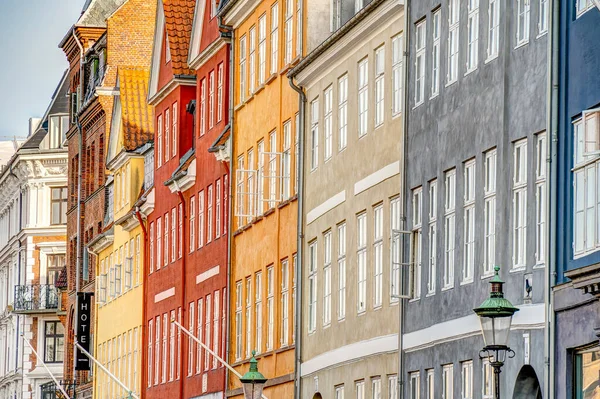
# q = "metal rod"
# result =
<box><xmin>21</xmin><ymin>334</ymin><xmax>71</xmax><ymax>399</ymax></box>
<box><xmin>171</xmin><ymin>319</ymin><xmax>269</xmax><ymax>399</ymax></box>
<box><xmin>74</xmin><ymin>341</ymin><xmax>139</xmax><ymax>399</ymax></box>
<box><xmin>493</xmin><ymin>363</ymin><xmax>502</xmax><ymax>399</ymax></box>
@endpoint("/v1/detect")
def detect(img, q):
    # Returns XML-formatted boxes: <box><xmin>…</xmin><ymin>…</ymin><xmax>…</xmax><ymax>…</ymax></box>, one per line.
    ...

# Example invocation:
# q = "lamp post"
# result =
<box><xmin>473</xmin><ymin>265</ymin><xmax>519</xmax><ymax>399</ymax></box>
<box><xmin>240</xmin><ymin>350</ymin><xmax>268</xmax><ymax>399</ymax></box>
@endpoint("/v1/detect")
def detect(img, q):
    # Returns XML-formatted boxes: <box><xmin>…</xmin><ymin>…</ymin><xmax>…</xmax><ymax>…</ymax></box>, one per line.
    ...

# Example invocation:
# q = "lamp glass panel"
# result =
<box><xmin>242</xmin><ymin>382</ymin><xmax>265</xmax><ymax>399</ymax></box>
<box><xmin>479</xmin><ymin>315</ymin><xmax>513</xmax><ymax>347</ymax></box>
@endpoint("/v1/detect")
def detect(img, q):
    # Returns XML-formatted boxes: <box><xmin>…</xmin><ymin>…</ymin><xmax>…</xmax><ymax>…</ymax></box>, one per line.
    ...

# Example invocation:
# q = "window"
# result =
<box><xmin>155</xmin><ymin>316</ymin><xmax>160</xmax><ymax>385</ymax></box>
<box><xmin>164</xmin><ymin>213</ymin><xmax>169</xmax><ymax>267</ymax></box>
<box><xmin>249</xmin><ymin>27</ymin><xmax>256</xmax><ymax>93</ymax></box>
<box><xmin>573</xmin><ymin>112</ymin><xmax>600</xmax><ymax>257</ymax></box>
<box><xmin>442</xmin><ymin>364</ymin><xmax>453</xmax><ymax>399</ymax></box>
<box><xmin>310</xmin><ymin>98</ymin><xmax>319</xmax><ymax>170</ymax></box>
<box><xmin>444</xmin><ymin>169</ymin><xmax>456</xmax><ymax>288</ymax></box>
<box><xmin>463</xmin><ymin>160</ymin><xmax>475</xmax><ymax>283</ymax></box>
<box><xmin>295</xmin><ymin>114</ymin><xmax>300</xmax><ymax>193</ymax></box>
<box><xmin>412</xmin><ymin>189</ymin><xmax>422</xmax><ymax>298</ymax></box>
<box><xmin>51</xmin><ymin>187</ymin><xmax>68</xmax><ymax>224</ymax></box>
<box><xmin>338</xmin><ymin>223</ymin><xmax>347</xmax><ymax>320</ymax></box>
<box><xmin>357</xmin><ymin>212</ymin><xmax>367</xmax><ymax>312</ymax></box>
<box><xmin>415</xmin><ymin>21</ymin><xmax>426</xmax><ymax>106</ymax></box>
<box><xmin>271</xmin><ymin>3</ymin><xmax>279</xmax><ymax>74</ymax></box>
<box><xmin>372</xmin><ymin>378</ymin><xmax>382</xmax><ymax>399</ymax></box>
<box><xmin>209</xmin><ymin>70</ymin><xmax>215</xmax><ymax>129</ymax></box>
<box><xmin>336</xmin><ymin>385</ymin><xmax>345</xmax><ymax>399</ymax></box>
<box><xmin>190</xmin><ymin>196</ymin><xmax>196</xmax><ymax>253</ymax></box>
<box><xmin>188</xmin><ymin>302</ymin><xmax>195</xmax><ymax>375</ymax></box>
<box><xmin>257</xmin><ymin>141</ymin><xmax>265</xmax><ymax>214</ymax></box>
<box><xmin>213</xmin><ymin>291</ymin><xmax>219</xmax><ymax>369</ymax></box>
<box><xmin>235</xmin><ymin>281</ymin><xmax>242</xmax><ymax>360</ymax></box>
<box><xmin>150</xmin><ymin>222</ymin><xmax>155</xmax><ymax>273</ymax></box>
<box><xmin>538</xmin><ymin>0</ymin><xmax>547</xmax><ymax>34</ymax></box>
<box><xmin>282</xmin><ymin>121</ymin><xmax>292</xmax><ymax>200</ymax></box>
<box><xmin>162</xmin><ymin>314</ymin><xmax>167</xmax><ymax>382</ymax></box>
<box><xmin>240</xmin><ymin>35</ymin><xmax>247</xmax><ymax>102</ymax></box>
<box><xmin>199</xmin><ymin>190</ymin><xmax>205</xmax><ymax>248</ymax></box>
<box><xmin>205</xmin><ymin>294</ymin><xmax>211</xmax><ymax>370</ymax></box>
<box><xmin>466</xmin><ymin>0</ymin><xmax>479</xmax><ymax>71</ymax></box>
<box><xmin>358</xmin><ymin>58</ymin><xmax>369</xmax><ymax>137</ymax></box>
<box><xmin>268</xmin><ymin>131</ymin><xmax>277</xmax><ymax>208</ymax></box>
<box><xmin>375</xmin><ymin>46</ymin><xmax>385</xmax><ymax>126</ymax></box>
<box><xmin>296</xmin><ymin>0</ymin><xmax>301</xmax><ymax>56</ymax></box>
<box><xmin>308</xmin><ymin>240</ymin><xmax>317</xmax><ymax>333</ymax></box>
<box><xmin>255</xmin><ymin>272</ymin><xmax>263</xmax><ymax>353</ymax></box>
<box><xmin>431</xmin><ymin>12</ymin><xmax>440</xmax><ymax>97</ymax></box>
<box><xmin>267</xmin><ymin>266</ymin><xmax>274</xmax><ymax>350</ymax></box>
<box><xmin>392</xmin><ymin>34</ymin><xmax>403</xmax><ymax>115</ymax></box>
<box><xmin>574</xmin><ymin>347</ymin><xmax>600</xmax><ymax>397</ymax></box>
<box><xmin>200</xmin><ymin>79</ymin><xmax>206</xmax><ymax>136</ymax></box>
<box><xmin>292</xmin><ymin>254</ymin><xmax>297</xmax><ymax>342</ymax></box>
<box><xmin>217</xmin><ymin>64</ymin><xmax>223</xmax><ymax>122</ymax></box>
<box><xmin>389</xmin><ymin>375</ymin><xmax>399</xmax><ymax>399</ymax></box>
<box><xmin>216</xmin><ymin>179</ymin><xmax>221</xmax><ymax>238</ymax></box>
<box><xmin>485</xmin><ymin>1</ymin><xmax>499</xmax><ymax>61</ymax></box>
<box><xmin>171</xmin><ymin>208</ymin><xmax>176</xmax><ymax>263</ymax></box>
<box><xmin>426</xmin><ymin>369</ymin><xmax>434</xmax><ymax>399</ymax></box>
<box><xmin>169</xmin><ymin>310</ymin><xmax>175</xmax><ymax>381</ymax></box>
<box><xmin>165</xmin><ymin>109</ymin><xmax>170</xmax><ymax>163</ymax></box>
<box><xmin>196</xmin><ymin>299</ymin><xmax>203</xmax><ymax>373</ymax></box>
<box><xmin>484</xmin><ymin>149</ymin><xmax>497</xmax><ymax>275</ymax></box>
<box><xmin>285</xmin><ymin>0</ymin><xmax>293</xmax><ymax>64</ymax></box>
<box><xmin>338</xmin><ymin>74</ymin><xmax>348</xmax><ymax>150</ymax></box>
<box><xmin>536</xmin><ymin>133</ymin><xmax>546</xmax><ymax>265</ymax></box>
<box><xmin>331</xmin><ymin>0</ymin><xmax>341</xmax><ymax>31</ymax></box>
<box><xmin>245</xmin><ymin>277</ymin><xmax>252</xmax><ymax>358</ymax></box>
<box><xmin>390</xmin><ymin>197</ymin><xmax>401</xmax><ymax>301</ymax></box>
<box><xmin>428</xmin><ymin>181</ymin><xmax>437</xmax><ymax>294</ymax></box>
<box><xmin>236</xmin><ymin>155</ymin><xmax>246</xmax><ymax>225</ymax></box>
<box><xmin>482</xmin><ymin>359</ymin><xmax>493</xmax><ymax>399</ymax></box>
<box><xmin>324</xmin><ymin>86</ymin><xmax>333</xmax><ymax>160</ymax></box>
<box><xmin>156</xmin><ymin>217</ymin><xmax>162</xmax><ymax>270</ymax></box>
<box><xmin>224</xmin><ymin>175</ymin><xmax>229</xmax><ymax>237</ymax></box>
<box><xmin>157</xmin><ymin>115</ymin><xmax>163</xmax><ymax>167</ymax></box>
<box><xmin>577</xmin><ymin>0</ymin><xmax>596</xmax><ymax>16</ymax></box>
<box><xmin>513</xmin><ymin>139</ymin><xmax>527</xmax><ymax>268</ymax></box>
<box><xmin>355</xmin><ymin>0</ymin><xmax>363</xmax><ymax>11</ymax></box>
<box><xmin>44</xmin><ymin>321</ymin><xmax>64</xmax><ymax>363</ymax></box>
<box><xmin>410</xmin><ymin>372</ymin><xmax>420</xmax><ymax>399</ymax></box>
<box><xmin>323</xmin><ymin>231</ymin><xmax>332</xmax><ymax>326</ymax></box>
<box><xmin>356</xmin><ymin>381</ymin><xmax>365</xmax><ymax>399</ymax></box>
<box><xmin>258</xmin><ymin>15</ymin><xmax>267</xmax><ymax>85</ymax></box>
<box><xmin>148</xmin><ymin>320</ymin><xmax>153</xmax><ymax>386</ymax></box>
<box><xmin>207</xmin><ymin>185</ymin><xmax>213</xmax><ymax>243</ymax></box>
<box><xmin>47</xmin><ymin>254</ymin><xmax>65</xmax><ymax>286</ymax></box>
<box><xmin>461</xmin><ymin>361</ymin><xmax>473</xmax><ymax>399</ymax></box>
<box><xmin>374</xmin><ymin>206</ymin><xmax>384</xmax><ymax>306</ymax></box>
<box><xmin>517</xmin><ymin>0</ymin><xmax>530</xmax><ymax>46</ymax></box>
<box><xmin>447</xmin><ymin>0</ymin><xmax>459</xmax><ymax>83</ymax></box>
<box><xmin>281</xmin><ymin>259</ymin><xmax>289</xmax><ymax>346</ymax></box>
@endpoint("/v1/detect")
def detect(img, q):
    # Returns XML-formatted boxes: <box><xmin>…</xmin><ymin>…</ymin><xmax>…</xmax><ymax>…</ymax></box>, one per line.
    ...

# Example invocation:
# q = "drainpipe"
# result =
<box><xmin>72</xmin><ymin>28</ymin><xmax>85</xmax><ymax>382</ymax></box>
<box><xmin>134</xmin><ymin>207</ymin><xmax>148</xmax><ymax>394</ymax></box>
<box><xmin>218</xmin><ymin>14</ymin><xmax>235</xmax><ymax>396</ymax></box>
<box><xmin>288</xmin><ymin>77</ymin><xmax>305</xmax><ymax>399</ymax></box>
<box><xmin>545</xmin><ymin>0</ymin><xmax>559</xmax><ymax>395</ymax></box>
<box><xmin>398</xmin><ymin>1</ymin><xmax>411</xmax><ymax>397</ymax></box>
<box><xmin>175</xmin><ymin>186</ymin><xmax>186</xmax><ymax>399</ymax></box>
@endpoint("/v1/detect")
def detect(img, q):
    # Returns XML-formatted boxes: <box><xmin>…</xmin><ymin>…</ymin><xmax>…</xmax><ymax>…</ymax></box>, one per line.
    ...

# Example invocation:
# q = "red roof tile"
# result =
<box><xmin>163</xmin><ymin>0</ymin><xmax>196</xmax><ymax>76</ymax></box>
<box><xmin>119</xmin><ymin>67</ymin><xmax>154</xmax><ymax>150</ymax></box>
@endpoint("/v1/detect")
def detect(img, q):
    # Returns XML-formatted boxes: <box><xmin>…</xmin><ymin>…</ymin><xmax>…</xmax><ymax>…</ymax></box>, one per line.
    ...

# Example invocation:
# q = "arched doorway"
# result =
<box><xmin>312</xmin><ymin>393</ymin><xmax>323</xmax><ymax>399</ymax></box>
<box><xmin>513</xmin><ymin>365</ymin><xmax>542</xmax><ymax>399</ymax></box>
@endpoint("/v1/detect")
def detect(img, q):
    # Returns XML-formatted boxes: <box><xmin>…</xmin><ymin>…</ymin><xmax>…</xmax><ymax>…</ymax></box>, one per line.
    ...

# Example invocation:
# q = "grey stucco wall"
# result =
<box><xmin>404</xmin><ymin>0</ymin><xmax>548</xmax><ymax>395</ymax></box>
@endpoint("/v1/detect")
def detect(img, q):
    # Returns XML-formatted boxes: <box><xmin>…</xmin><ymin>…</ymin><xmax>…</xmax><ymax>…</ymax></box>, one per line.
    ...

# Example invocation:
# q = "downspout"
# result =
<box><xmin>288</xmin><ymin>77</ymin><xmax>305</xmax><ymax>399</ymax></box>
<box><xmin>398</xmin><ymin>1</ymin><xmax>410</xmax><ymax>397</ymax></box>
<box><xmin>175</xmin><ymin>186</ymin><xmax>186</xmax><ymax>399</ymax></box>
<box><xmin>545</xmin><ymin>0</ymin><xmax>559</xmax><ymax>395</ymax></box>
<box><xmin>218</xmin><ymin>14</ymin><xmax>234</xmax><ymax>396</ymax></box>
<box><xmin>134</xmin><ymin>207</ymin><xmax>148</xmax><ymax>395</ymax></box>
<box><xmin>73</xmin><ymin>28</ymin><xmax>85</xmax><ymax>380</ymax></box>
<box><xmin>9</xmin><ymin>165</ymin><xmax>21</xmax><ymax>374</ymax></box>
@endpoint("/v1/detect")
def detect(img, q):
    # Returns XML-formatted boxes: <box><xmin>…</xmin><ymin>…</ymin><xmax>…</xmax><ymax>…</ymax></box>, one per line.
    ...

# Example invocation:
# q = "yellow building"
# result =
<box><xmin>89</xmin><ymin>67</ymin><xmax>154</xmax><ymax>399</ymax></box>
<box><xmin>220</xmin><ymin>0</ymin><xmax>302</xmax><ymax>396</ymax></box>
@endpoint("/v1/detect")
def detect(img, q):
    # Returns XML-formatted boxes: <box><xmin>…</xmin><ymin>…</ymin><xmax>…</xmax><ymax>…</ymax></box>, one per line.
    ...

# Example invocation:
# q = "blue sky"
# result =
<box><xmin>0</xmin><ymin>0</ymin><xmax>85</xmax><ymax>138</ymax></box>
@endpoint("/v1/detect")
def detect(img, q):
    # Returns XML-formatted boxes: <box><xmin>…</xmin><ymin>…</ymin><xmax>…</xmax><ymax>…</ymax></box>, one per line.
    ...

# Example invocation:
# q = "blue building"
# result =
<box><xmin>552</xmin><ymin>0</ymin><xmax>600</xmax><ymax>397</ymax></box>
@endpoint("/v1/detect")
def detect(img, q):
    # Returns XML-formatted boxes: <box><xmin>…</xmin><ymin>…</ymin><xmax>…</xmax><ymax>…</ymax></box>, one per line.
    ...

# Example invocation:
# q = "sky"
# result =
<box><xmin>0</xmin><ymin>0</ymin><xmax>85</xmax><ymax>139</ymax></box>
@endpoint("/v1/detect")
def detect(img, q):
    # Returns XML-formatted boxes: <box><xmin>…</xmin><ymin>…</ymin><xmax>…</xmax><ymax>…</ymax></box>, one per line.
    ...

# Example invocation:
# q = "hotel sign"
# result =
<box><xmin>76</xmin><ymin>292</ymin><xmax>93</xmax><ymax>371</ymax></box>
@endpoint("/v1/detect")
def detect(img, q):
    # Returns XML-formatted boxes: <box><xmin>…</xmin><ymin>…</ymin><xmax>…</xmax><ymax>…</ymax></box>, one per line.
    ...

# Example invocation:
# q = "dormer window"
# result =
<box><xmin>49</xmin><ymin>115</ymin><xmax>69</xmax><ymax>149</ymax></box>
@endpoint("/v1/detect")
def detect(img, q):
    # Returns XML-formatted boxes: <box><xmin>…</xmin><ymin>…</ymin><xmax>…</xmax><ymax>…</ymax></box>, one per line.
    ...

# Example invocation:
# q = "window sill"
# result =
<box><xmin>460</xmin><ymin>279</ymin><xmax>474</xmax><ymax>286</ymax></box>
<box><xmin>412</xmin><ymin>101</ymin><xmax>424</xmax><ymax>110</ymax></box>
<box><xmin>277</xmin><ymin>197</ymin><xmax>294</xmax><ymax>209</ymax></box>
<box><xmin>264</xmin><ymin>207</ymin><xmax>276</xmax><ymax>217</ymax></box>
<box><xmin>484</xmin><ymin>54</ymin><xmax>498</xmax><ymax>64</ymax></box>
<box><xmin>373</xmin><ymin>304</ymin><xmax>383</xmax><ymax>310</ymax></box>
<box><xmin>514</xmin><ymin>40</ymin><xmax>529</xmax><ymax>50</ymax></box>
<box><xmin>234</xmin><ymin>101</ymin><xmax>246</xmax><ymax>112</ymax></box>
<box><xmin>265</xmin><ymin>74</ymin><xmax>277</xmax><ymax>85</ymax></box>
<box><xmin>536</xmin><ymin>30</ymin><xmax>547</xmax><ymax>39</ymax></box>
<box><xmin>429</xmin><ymin>93</ymin><xmax>439</xmax><ymax>101</ymax></box>
<box><xmin>357</xmin><ymin>310</ymin><xmax>366</xmax><ymax>316</ymax></box>
<box><xmin>481</xmin><ymin>273</ymin><xmax>494</xmax><ymax>280</ymax></box>
<box><xmin>533</xmin><ymin>263</ymin><xmax>545</xmax><ymax>269</ymax></box>
<box><xmin>254</xmin><ymin>84</ymin><xmax>266</xmax><ymax>95</ymax></box>
<box><xmin>426</xmin><ymin>292</ymin><xmax>435</xmax><ymax>297</ymax></box>
<box><xmin>445</xmin><ymin>79</ymin><xmax>457</xmax><ymax>88</ymax></box>
<box><xmin>509</xmin><ymin>266</ymin><xmax>527</xmax><ymax>273</ymax></box>
<box><xmin>389</xmin><ymin>299</ymin><xmax>399</xmax><ymax>306</ymax></box>
<box><xmin>464</xmin><ymin>67</ymin><xmax>477</xmax><ymax>77</ymax></box>
<box><xmin>408</xmin><ymin>297</ymin><xmax>420</xmax><ymax>303</ymax></box>
<box><xmin>441</xmin><ymin>285</ymin><xmax>454</xmax><ymax>292</ymax></box>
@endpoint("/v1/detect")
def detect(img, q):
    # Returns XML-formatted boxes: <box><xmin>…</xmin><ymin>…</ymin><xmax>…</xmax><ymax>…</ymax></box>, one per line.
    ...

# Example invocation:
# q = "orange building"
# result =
<box><xmin>220</xmin><ymin>0</ymin><xmax>302</xmax><ymax>395</ymax></box>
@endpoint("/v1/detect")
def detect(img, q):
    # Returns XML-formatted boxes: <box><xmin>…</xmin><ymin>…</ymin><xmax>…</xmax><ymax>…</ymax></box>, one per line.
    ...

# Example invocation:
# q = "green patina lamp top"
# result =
<box><xmin>240</xmin><ymin>350</ymin><xmax>268</xmax><ymax>384</ymax></box>
<box><xmin>473</xmin><ymin>266</ymin><xmax>519</xmax><ymax>318</ymax></box>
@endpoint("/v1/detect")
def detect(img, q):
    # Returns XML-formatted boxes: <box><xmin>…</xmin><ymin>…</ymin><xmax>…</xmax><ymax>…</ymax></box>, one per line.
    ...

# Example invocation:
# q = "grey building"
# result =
<box><xmin>290</xmin><ymin>0</ymin><xmax>404</xmax><ymax>397</ymax></box>
<box><xmin>403</xmin><ymin>0</ymin><xmax>548</xmax><ymax>396</ymax></box>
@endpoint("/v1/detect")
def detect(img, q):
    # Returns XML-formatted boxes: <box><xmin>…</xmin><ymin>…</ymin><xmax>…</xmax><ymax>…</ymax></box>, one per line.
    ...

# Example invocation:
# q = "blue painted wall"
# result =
<box><xmin>556</xmin><ymin>2</ymin><xmax>600</xmax><ymax>283</ymax></box>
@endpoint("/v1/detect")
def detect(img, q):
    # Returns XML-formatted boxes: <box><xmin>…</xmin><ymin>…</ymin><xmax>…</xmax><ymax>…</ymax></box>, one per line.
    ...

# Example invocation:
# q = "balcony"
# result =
<box><xmin>13</xmin><ymin>284</ymin><xmax>59</xmax><ymax>314</ymax></box>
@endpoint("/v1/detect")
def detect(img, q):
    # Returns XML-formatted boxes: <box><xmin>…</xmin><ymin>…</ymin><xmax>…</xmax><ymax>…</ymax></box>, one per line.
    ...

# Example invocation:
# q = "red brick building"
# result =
<box><xmin>144</xmin><ymin>0</ymin><xmax>230</xmax><ymax>397</ymax></box>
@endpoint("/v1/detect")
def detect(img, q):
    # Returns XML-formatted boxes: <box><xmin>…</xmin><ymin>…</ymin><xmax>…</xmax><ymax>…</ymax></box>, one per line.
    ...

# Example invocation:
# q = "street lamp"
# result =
<box><xmin>473</xmin><ymin>265</ymin><xmax>519</xmax><ymax>399</ymax></box>
<box><xmin>240</xmin><ymin>350</ymin><xmax>268</xmax><ymax>399</ymax></box>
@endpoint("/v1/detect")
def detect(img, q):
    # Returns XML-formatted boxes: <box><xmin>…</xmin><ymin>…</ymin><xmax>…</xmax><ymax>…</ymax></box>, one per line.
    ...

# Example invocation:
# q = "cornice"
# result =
<box><xmin>148</xmin><ymin>77</ymin><xmax>197</xmax><ymax>106</ymax></box>
<box><xmin>189</xmin><ymin>39</ymin><xmax>228</xmax><ymax>70</ymax></box>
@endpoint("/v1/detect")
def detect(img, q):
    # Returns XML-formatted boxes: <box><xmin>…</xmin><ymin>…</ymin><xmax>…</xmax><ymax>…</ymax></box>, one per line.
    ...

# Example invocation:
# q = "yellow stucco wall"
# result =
<box><xmin>227</xmin><ymin>0</ymin><xmax>300</xmax><ymax>394</ymax></box>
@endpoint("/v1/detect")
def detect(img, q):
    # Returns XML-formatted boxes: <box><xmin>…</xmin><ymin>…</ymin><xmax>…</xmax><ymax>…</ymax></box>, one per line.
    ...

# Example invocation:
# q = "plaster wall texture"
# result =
<box><xmin>404</xmin><ymin>0</ymin><xmax>548</xmax><ymax>394</ymax></box>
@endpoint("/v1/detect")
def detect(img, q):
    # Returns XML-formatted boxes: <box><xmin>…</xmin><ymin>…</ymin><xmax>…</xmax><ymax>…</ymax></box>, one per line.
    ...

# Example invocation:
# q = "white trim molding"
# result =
<box><xmin>154</xmin><ymin>287</ymin><xmax>176</xmax><ymax>303</ymax></box>
<box><xmin>354</xmin><ymin>161</ymin><xmax>400</xmax><ymax>196</ymax></box>
<box><xmin>196</xmin><ymin>265</ymin><xmax>220</xmax><ymax>284</ymax></box>
<box><xmin>306</xmin><ymin>191</ymin><xmax>346</xmax><ymax>225</ymax></box>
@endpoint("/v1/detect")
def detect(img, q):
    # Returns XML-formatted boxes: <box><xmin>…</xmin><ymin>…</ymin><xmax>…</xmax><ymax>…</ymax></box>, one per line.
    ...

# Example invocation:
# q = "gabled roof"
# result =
<box><xmin>77</xmin><ymin>0</ymin><xmax>127</xmax><ymax>27</ymax></box>
<box><xmin>120</xmin><ymin>68</ymin><xmax>154</xmax><ymax>150</ymax></box>
<box><xmin>187</xmin><ymin>0</ymin><xmax>206</xmax><ymax>63</ymax></box>
<box><xmin>164</xmin><ymin>0</ymin><xmax>196</xmax><ymax>75</ymax></box>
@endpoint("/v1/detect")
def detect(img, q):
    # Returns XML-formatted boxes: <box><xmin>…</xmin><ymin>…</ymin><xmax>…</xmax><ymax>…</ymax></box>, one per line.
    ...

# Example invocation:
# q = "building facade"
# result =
<box><xmin>289</xmin><ymin>0</ymin><xmax>404</xmax><ymax>396</ymax></box>
<box><xmin>0</xmin><ymin>73</ymin><xmax>69</xmax><ymax>399</ymax></box>
<box><xmin>219</xmin><ymin>0</ymin><xmax>302</xmax><ymax>394</ymax></box>
<box><xmin>552</xmin><ymin>2</ymin><xmax>600</xmax><ymax>398</ymax></box>
<box><xmin>403</xmin><ymin>0</ymin><xmax>548</xmax><ymax>396</ymax></box>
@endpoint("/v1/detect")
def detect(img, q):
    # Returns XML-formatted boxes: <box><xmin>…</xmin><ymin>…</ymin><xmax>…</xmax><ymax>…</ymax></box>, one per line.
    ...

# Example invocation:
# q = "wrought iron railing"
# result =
<box><xmin>13</xmin><ymin>284</ymin><xmax>59</xmax><ymax>313</ymax></box>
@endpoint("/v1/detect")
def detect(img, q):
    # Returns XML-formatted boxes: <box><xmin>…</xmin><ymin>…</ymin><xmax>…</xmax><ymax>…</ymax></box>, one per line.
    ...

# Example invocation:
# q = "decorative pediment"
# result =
<box><xmin>565</xmin><ymin>263</ymin><xmax>600</xmax><ymax>299</ymax></box>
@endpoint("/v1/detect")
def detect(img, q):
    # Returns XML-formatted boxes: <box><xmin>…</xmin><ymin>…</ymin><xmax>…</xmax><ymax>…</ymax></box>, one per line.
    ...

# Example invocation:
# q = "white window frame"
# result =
<box><xmin>207</xmin><ymin>184</ymin><xmax>213</xmax><ymax>243</ymax></box>
<box><xmin>483</xmin><ymin>149</ymin><xmax>497</xmax><ymax>276</ymax></box>
<box><xmin>196</xmin><ymin>299</ymin><xmax>203</xmax><ymax>374</ymax></box>
<box><xmin>338</xmin><ymin>74</ymin><xmax>348</xmax><ymax>150</ymax></box>
<box><xmin>235</xmin><ymin>281</ymin><xmax>243</xmax><ymax>360</ymax></box>
<box><xmin>200</xmin><ymin>78</ymin><xmax>206</xmax><ymax>136</ymax></box>
<box><xmin>375</xmin><ymin>46</ymin><xmax>385</xmax><ymax>127</ymax></box>
<box><xmin>431</xmin><ymin>12</ymin><xmax>440</xmax><ymax>98</ymax></box>
<box><xmin>217</xmin><ymin>64</ymin><xmax>223</xmax><ymax>122</ymax></box>
<box><xmin>357</xmin><ymin>212</ymin><xmax>367</xmax><ymax>312</ymax></box>
<box><xmin>282</xmin><ymin>122</ymin><xmax>292</xmax><ymax>200</ymax></box>
<box><xmin>427</xmin><ymin>181</ymin><xmax>437</xmax><ymax>295</ymax></box>
<box><xmin>308</xmin><ymin>240</ymin><xmax>318</xmax><ymax>333</ymax></box>
<box><xmin>389</xmin><ymin>375</ymin><xmax>399</xmax><ymax>399</ymax></box>
<box><xmin>411</xmin><ymin>188</ymin><xmax>422</xmax><ymax>299</ymax></box>
<box><xmin>198</xmin><ymin>191</ymin><xmax>205</xmax><ymax>248</ymax></box>
<box><xmin>209</xmin><ymin>70</ymin><xmax>215</xmax><ymax>129</ymax></box>
<box><xmin>374</xmin><ymin>205</ymin><xmax>384</xmax><ymax>307</ymax></box>
<box><xmin>255</xmin><ymin>272</ymin><xmax>263</xmax><ymax>354</ymax></box>
<box><xmin>444</xmin><ymin>170</ymin><xmax>456</xmax><ymax>289</ymax></box>
<box><xmin>324</xmin><ymin>86</ymin><xmax>333</xmax><ymax>160</ymax></box>
<box><xmin>281</xmin><ymin>259</ymin><xmax>290</xmax><ymax>346</ymax></box>
<box><xmin>576</xmin><ymin>0</ymin><xmax>596</xmax><ymax>17</ymax></box>
<box><xmin>415</xmin><ymin>21</ymin><xmax>426</xmax><ymax>106</ymax></box>
<box><xmin>190</xmin><ymin>197</ymin><xmax>196</xmax><ymax>252</ymax></box>
<box><xmin>447</xmin><ymin>0</ymin><xmax>459</xmax><ymax>84</ymax></box>
<box><xmin>442</xmin><ymin>364</ymin><xmax>454</xmax><ymax>399</ymax></box>
<box><xmin>285</xmin><ymin>0</ymin><xmax>293</xmax><ymax>64</ymax></box>
<box><xmin>516</xmin><ymin>0</ymin><xmax>530</xmax><ymax>46</ymax></box>
<box><xmin>466</xmin><ymin>0</ymin><xmax>479</xmax><ymax>72</ymax></box>
<box><xmin>513</xmin><ymin>139</ymin><xmax>528</xmax><ymax>268</ymax></box>
<box><xmin>171</xmin><ymin>208</ymin><xmax>176</xmax><ymax>263</ymax></box>
<box><xmin>271</xmin><ymin>3</ymin><xmax>279</xmax><ymax>74</ymax></box>
<box><xmin>245</xmin><ymin>277</ymin><xmax>252</xmax><ymax>358</ymax></box>
<box><xmin>239</xmin><ymin>35</ymin><xmax>247</xmax><ymax>102</ymax></box>
<box><xmin>535</xmin><ymin>133</ymin><xmax>547</xmax><ymax>265</ymax></box>
<box><xmin>258</xmin><ymin>14</ymin><xmax>267</xmax><ymax>85</ymax></box>
<box><xmin>310</xmin><ymin>98</ymin><xmax>319</xmax><ymax>170</ymax></box>
<box><xmin>356</xmin><ymin>380</ymin><xmax>365</xmax><ymax>399</ymax></box>
<box><xmin>205</xmin><ymin>294</ymin><xmax>211</xmax><ymax>370</ymax></box>
<box><xmin>487</xmin><ymin>0</ymin><xmax>499</xmax><ymax>60</ymax></box>
<box><xmin>337</xmin><ymin>223</ymin><xmax>347</xmax><ymax>320</ymax></box>
<box><xmin>482</xmin><ymin>358</ymin><xmax>493</xmax><ymax>398</ymax></box>
<box><xmin>461</xmin><ymin>361</ymin><xmax>473</xmax><ymax>399</ymax></box>
<box><xmin>426</xmin><ymin>369</ymin><xmax>434</xmax><ymax>399</ymax></box>
<box><xmin>538</xmin><ymin>0</ymin><xmax>548</xmax><ymax>35</ymax></box>
<box><xmin>358</xmin><ymin>58</ymin><xmax>369</xmax><ymax>137</ymax></box>
<box><xmin>390</xmin><ymin>196</ymin><xmax>402</xmax><ymax>301</ymax></box>
<box><xmin>266</xmin><ymin>266</ymin><xmax>274</xmax><ymax>350</ymax></box>
<box><xmin>323</xmin><ymin>230</ymin><xmax>332</xmax><ymax>326</ymax></box>
<box><xmin>410</xmin><ymin>372</ymin><xmax>420</xmax><ymax>399</ymax></box>
<box><xmin>372</xmin><ymin>377</ymin><xmax>382</xmax><ymax>399</ymax></box>
<box><xmin>392</xmin><ymin>34</ymin><xmax>403</xmax><ymax>116</ymax></box>
<box><xmin>249</xmin><ymin>27</ymin><xmax>256</xmax><ymax>93</ymax></box>
<box><xmin>463</xmin><ymin>160</ymin><xmax>475</xmax><ymax>283</ymax></box>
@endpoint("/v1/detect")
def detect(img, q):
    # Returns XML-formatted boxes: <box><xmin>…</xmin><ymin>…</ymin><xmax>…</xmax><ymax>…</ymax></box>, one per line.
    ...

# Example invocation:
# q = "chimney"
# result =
<box><xmin>28</xmin><ymin>118</ymin><xmax>42</xmax><ymax>137</ymax></box>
